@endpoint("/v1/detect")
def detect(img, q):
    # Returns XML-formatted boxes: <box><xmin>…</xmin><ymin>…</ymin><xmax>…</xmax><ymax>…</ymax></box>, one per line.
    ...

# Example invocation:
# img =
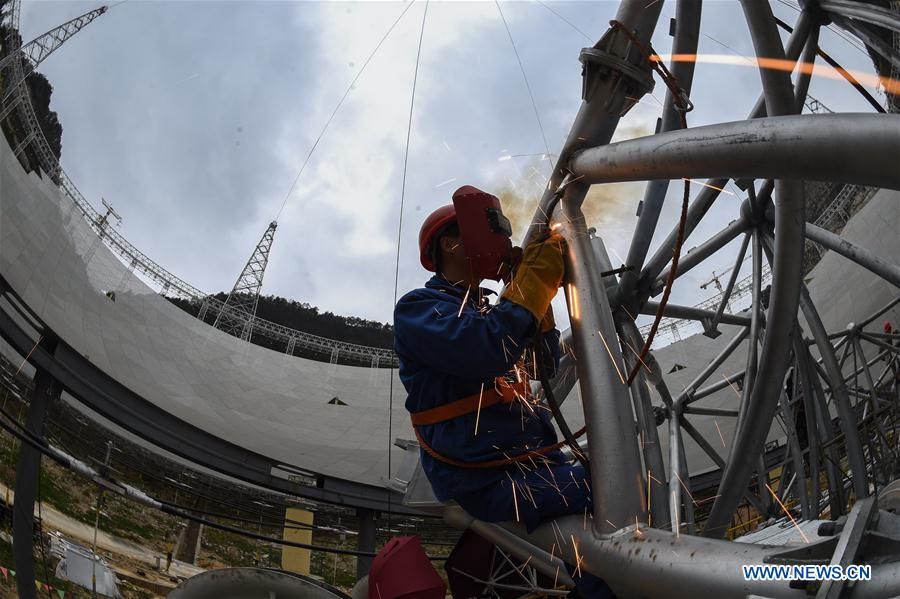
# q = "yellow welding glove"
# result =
<box><xmin>501</xmin><ymin>232</ymin><xmax>567</xmax><ymax>323</ymax></box>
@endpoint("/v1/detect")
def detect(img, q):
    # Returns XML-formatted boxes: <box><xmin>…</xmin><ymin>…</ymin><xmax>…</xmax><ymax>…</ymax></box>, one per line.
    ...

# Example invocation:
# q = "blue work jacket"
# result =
<box><xmin>394</xmin><ymin>275</ymin><xmax>563</xmax><ymax>500</ymax></box>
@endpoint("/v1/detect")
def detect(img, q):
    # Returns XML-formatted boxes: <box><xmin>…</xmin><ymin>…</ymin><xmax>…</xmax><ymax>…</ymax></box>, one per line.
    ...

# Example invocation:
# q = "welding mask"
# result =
<box><xmin>451</xmin><ymin>185</ymin><xmax>514</xmax><ymax>281</ymax></box>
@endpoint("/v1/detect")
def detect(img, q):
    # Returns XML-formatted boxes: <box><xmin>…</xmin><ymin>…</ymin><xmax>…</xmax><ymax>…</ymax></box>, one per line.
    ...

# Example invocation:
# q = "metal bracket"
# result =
<box><xmin>701</xmin><ymin>316</ymin><xmax>722</xmax><ymax>339</ymax></box>
<box><xmin>579</xmin><ymin>27</ymin><xmax>655</xmax><ymax>114</ymax></box>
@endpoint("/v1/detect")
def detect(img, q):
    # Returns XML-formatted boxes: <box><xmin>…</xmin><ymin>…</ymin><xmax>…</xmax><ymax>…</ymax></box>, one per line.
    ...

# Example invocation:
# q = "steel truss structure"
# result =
<box><xmin>1</xmin><ymin>0</ymin><xmax>900</xmax><ymax>597</ymax></box>
<box><xmin>429</xmin><ymin>1</ymin><xmax>900</xmax><ymax>597</ymax></box>
<box><xmin>638</xmin><ymin>180</ymin><xmax>878</xmax><ymax>345</ymax></box>
<box><xmin>0</xmin><ymin>0</ymin><xmax>397</xmax><ymax>368</ymax></box>
<box><xmin>211</xmin><ymin>221</ymin><xmax>277</xmax><ymax>341</ymax></box>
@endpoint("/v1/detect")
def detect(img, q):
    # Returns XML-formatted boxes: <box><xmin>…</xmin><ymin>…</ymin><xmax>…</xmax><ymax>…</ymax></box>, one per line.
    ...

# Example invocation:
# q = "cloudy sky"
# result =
<box><xmin>20</xmin><ymin>0</ymin><xmax>885</xmax><ymax>329</ymax></box>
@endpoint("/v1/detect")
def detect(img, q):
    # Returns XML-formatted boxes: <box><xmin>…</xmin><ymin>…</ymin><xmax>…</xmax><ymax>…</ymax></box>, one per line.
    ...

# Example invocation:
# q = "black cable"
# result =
<box><xmin>773</xmin><ymin>16</ymin><xmax>886</xmax><ymax>113</ymax></box>
<box><xmin>0</xmin><ymin>400</ymin><xmax>452</xmax><ymax>561</ymax></box>
<box><xmin>275</xmin><ymin>0</ymin><xmax>416</xmax><ymax>219</ymax></box>
<box><xmin>529</xmin><ymin>185</ymin><xmax>590</xmax><ymax>472</ymax></box>
<box><xmin>153</xmin><ymin>498</ymin><xmax>332</xmax><ymax>533</ymax></box>
<box><xmin>532</xmin><ymin>336</ymin><xmax>590</xmax><ymax>472</ymax></box>
<box><xmin>496</xmin><ymin>0</ymin><xmax>552</xmax><ymax>169</ymax></box>
<box><xmin>534</xmin><ymin>0</ymin><xmax>592</xmax><ymax>43</ymax></box>
<box><xmin>388</xmin><ymin>0</ymin><xmax>430</xmax><ymax>533</ymax></box>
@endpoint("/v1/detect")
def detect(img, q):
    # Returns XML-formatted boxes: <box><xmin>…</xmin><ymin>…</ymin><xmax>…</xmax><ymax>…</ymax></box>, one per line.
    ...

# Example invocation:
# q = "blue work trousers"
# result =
<box><xmin>455</xmin><ymin>462</ymin><xmax>615</xmax><ymax>598</ymax></box>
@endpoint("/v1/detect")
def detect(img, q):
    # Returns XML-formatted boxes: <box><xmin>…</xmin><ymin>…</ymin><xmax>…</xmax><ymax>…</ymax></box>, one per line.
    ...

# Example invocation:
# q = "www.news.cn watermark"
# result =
<box><xmin>743</xmin><ymin>564</ymin><xmax>872</xmax><ymax>582</ymax></box>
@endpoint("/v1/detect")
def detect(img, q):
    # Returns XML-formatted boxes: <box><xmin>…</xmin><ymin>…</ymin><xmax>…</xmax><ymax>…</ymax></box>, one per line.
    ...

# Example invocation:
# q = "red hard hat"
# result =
<box><xmin>418</xmin><ymin>204</ymin><xmax>456</xmax><ymax>271</ymax></box>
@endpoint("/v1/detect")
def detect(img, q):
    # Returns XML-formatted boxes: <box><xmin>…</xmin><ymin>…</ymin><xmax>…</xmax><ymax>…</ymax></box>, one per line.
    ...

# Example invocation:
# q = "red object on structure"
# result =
<box><xmin>885</xmin><ymin>321</ymin><xmax>893</xmax><ymax>334</ymax></box>
<box><xmin>368</xmin><ymin>536</ymin><xmax>446</xmax><ymax>599</ymax></box>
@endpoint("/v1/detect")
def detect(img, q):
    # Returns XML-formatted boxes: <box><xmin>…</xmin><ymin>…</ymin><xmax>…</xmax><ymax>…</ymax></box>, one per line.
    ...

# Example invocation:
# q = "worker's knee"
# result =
<box><xmin>455</xmin><ymin>463</ymin><xmax>592</xmax><ymax>532</ymax></box>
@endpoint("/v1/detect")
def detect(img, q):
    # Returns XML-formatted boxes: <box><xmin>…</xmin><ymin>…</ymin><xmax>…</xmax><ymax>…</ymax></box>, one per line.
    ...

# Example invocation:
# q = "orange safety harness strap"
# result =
<box><xmin>409</xmin><ymin>377</ymin><xmax>588</xmax><ymax>468</ymax></box>
<box><xmin>413</xmin><ymin>424</ymin><xmax>587</xmax><ymax>469</ymax></box>
<box><xmin>409</xmin><ymin>378</ymin><xmax>528</xmax><ymax>426</ymax></box>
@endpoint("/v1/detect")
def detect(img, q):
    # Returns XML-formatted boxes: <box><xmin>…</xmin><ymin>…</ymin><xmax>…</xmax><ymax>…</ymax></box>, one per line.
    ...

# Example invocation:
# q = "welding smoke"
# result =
<box><xmin>495</xmin><ymin>158</ymin><xmax>644</xmax><ymax>245</ymax></box>
<box><xmin>493</xmin><ymin>121</ymin><xmax>653</xmax><ymax>251</ymax></box>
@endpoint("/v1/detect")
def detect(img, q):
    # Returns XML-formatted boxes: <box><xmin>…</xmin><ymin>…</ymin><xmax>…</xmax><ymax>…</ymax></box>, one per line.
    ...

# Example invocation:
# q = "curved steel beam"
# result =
<box><xmin>443</xmin><ymin>509</ymin><xmax>900</xmax><ymax>599</ymax></box>
<box><xmin>703</xmin><ymin>0</ymin><xmax>807</xmax><ymax>539</ymax></box>
<box><xmin>569</xmin><ymin>113</ymin><xmax>900</xmax><ymax>190</ymax></box>
<box><xmin>820</xmin><ymin>0</ymin><xmax>900</xmax><ymax>33</ymax></box>
<box><xmin>561</xmin><ymin>210</ymin><xmax>646</xmax><ymax>534</ymax></box>
<box><xmin>805</xmin><ymin>221</ymin><xmax>900</xmax><ymax>288</ymax></box>
<box><xmin>651</xmin><ymin>217</ymin><xmax>751</xmax><ymax>295</ymax></box>
<box><xmin>827</xmin><ymin>12</ymin><xmax>900</xmax><ymax>70</ymax></box>
<box><xmin>617</xmin><ymin>0</ymin><xmax>703</xmax><ymax>303</ymax></box>
<box><xmin>632</xmin><ymin>10</ymin><xmax>813</xmax><ymax>298</ymax></box>
<box><xmin>639</xmin><ymin>301</ymin><xmax>751</xmax><ymax>327</ymax></box>
<box><xmin>617</xmin><ymin>316</ymin><xmax>669</xmax><ymax>527</ymax></box>
<box><xmin>523</xmin><ymin>0</ymin><xmax>663</xmax><ymax>246</ymax></box>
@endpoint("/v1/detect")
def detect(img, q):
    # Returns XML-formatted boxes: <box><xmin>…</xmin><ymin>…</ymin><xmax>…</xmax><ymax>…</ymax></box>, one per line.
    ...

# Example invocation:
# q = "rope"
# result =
<box><xmin>495</xmin><ymin>0</ymin><xmax>552</xmax><ymax>171</ymax></box>
<box><xmin>533</xmin><ymin>336</ymin><xmax>591</xmax><ymax>471</ymax></box>
<box><xmin>388</xmin><ymin>0</ymin><xmax>430</xmax><ymax>527</ymax></box>
<box><xmin>607</xmin><ymin>20</ymin><xmax>692</xmax><ymax>386</ymax></box>
<box><xmin>773</xmin><ymin>16</ymin><xmax>886</xmax><ymax>114</ymax></box>
<box><xmin>274</xmin><ymin>1</ymin><xmax>416</xmax><ymax>220</ymax></box>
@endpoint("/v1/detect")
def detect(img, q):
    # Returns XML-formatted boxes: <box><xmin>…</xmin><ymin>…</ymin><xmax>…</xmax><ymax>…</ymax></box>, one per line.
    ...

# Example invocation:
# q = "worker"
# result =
<box><xmin>394</xmin><ymin>186</ymin><xmax>613</xmax><ymax>598</ymax></box>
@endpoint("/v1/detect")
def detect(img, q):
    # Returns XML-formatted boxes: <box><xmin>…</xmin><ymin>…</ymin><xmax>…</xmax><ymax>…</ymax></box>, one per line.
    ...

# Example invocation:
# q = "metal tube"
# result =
<box><xmin>805</xmin><ymin>222</ymin><xmax>900</xmax><ymax>288</ymax></box>
<box><xmin>637</xmin><ymin>182</ymin><xmax>729</xmax><ymax>294</ymax></box>
<box><xmin>827</xmin><ymin>13</ymin><xmax>900</xmax><ymax>70</ymax></box>
<box><xmin>799</xmin><ymin>286</ymin><xmax>870</xmax><ymax>500</ymax></box>
<box><xmin>747</xmin><ymin>9</ymin><xmax>815</xmax><ymax>119</ymax></box>
<box><xmin>758</xmin><ymin>452</ymin><xmax>774</xmax><ymax>519</ymax></box>
<box><xmin>561</xmin><ymin>206</ymin><xmax>646</xmax><ymax>534</ymax></box>
<box><xmin>679</xmin><ymin>327</ymin><xmax>750</xmax><ymax>401</ymax></box>
<box><xmin>820</xmin><ymin>0</ymin><xmax>900</xmax><ymax>33</ymax></box>
<box><xmin>635</xmin><ymin>6</ymin><xmax>812</xmax><ymax>290</ymax></box>
<box><xmin>356</xmin><ymin>508</ymin><xmax>376</xmax><ymax>578</ymax></box>
<box><xmin>842</xmin><ymin>348</ymin><xmax>892</xmax><ymax>385</ymax></box>
<box><xmin>617</xmin><ymin>0</ymin><xmax>703</xmax><ymax>304</ymax></box>
<box><xmin>652</xmin><ymin>218</ymin><xmax>751</xmax><ymax>295</ymax></box>
<box><xmin>799</xmin><ymin>339</ymin><xmax>844</xmax><ymax>517</ymax></box>
<box><xmin>851</xmin><ymin>335</ymin><xmax>898</xmax><ymax>473</ymax></box>
<box><xmin>777</xmin><ymin>379</ymin><xmax>810</xmax><ymax>519</ymax></box>
<box><xmin>859</xmin><ymin>332</ymin><xmax>900</xmax><ymax>354</ymax></box>
<box><xmin>618</xmin><ymin>316</ymin><xmax>670</xmax><ymax>528</ymax></box>
<box><xmin>857</xmin><ymin>295</ymin><xmax>900</xmax><ymax>330</ymax></box>
<box><xmin>677</xmin><ymin>417</ymin><xmax>766</xmax><ymax>516</ymax></box>
<box><xmin>14</xmin><ymin>366</ymin><xmax>61</xmax><ymax>599</ymax></box>
<box><xmin>669</xmin><ymin>405</ymin><xmax>683</xmax><ymax>534</ymax></box>
<box><xmin>689</xmin><ymin>370</ymin><xmax>746</xmax><ymax>404</ymax></box>
<box><xmin>704</xmin><ymin>0</ymin><xmax>807</xmax><ymax>538</ymax></box>
<box><xmin>568</xmin><ymin>114</ymin><xmax>900</xmax><ymax>190</ymax></box>
<box><xmin>793</xmin><ymin>23</ymin><xmax>820</xmax><ymax>112</ymax></box>
<box><xmin>794</xmin><ymin>333</ymin><xmax>822</xmax><ymax>517</ymax></box>
<box><xmin>442</xmin><ymin>507</ymin><xmax>576</xmax><ymax>588</ymax></box>
<box><xmin>678</xmin><ymin>434</ymin><xmax>695</xmax><ymax>534</ymax></box>
<box><xmin>494</xmin><ymin>515</ymin><xmax>900</xmax><ymax>599</ymax></box>
<box><xmin>681</xmin><ymin>406</ymin><xmax>739</xmax><ymax>417</ymax></box>
<box><xmin>709</xmin><ymin>232</ymin><xmax>752</xmax><ymax>330</ymax></box>
<box><xmin>736</xmin><ymin>230</ymin><xmax>762</xmax><ymax>437</ymax></box>
<box><xmin>639</xmin><ymin>302</ymin><xmax>751</xmax><ymax>327</ymax></box>
<box><xmin>523</xmin><ymin>0</ymin><xmax>664</xmax><ymax>246</ymax></box>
